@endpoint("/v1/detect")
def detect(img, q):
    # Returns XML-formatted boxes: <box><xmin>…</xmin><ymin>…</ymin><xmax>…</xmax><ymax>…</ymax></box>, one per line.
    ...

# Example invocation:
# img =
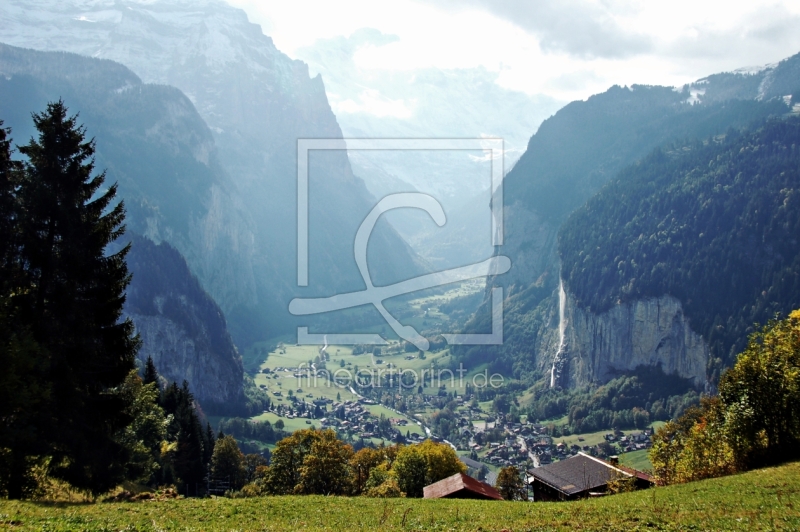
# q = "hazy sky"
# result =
<box><xmin>228</xmin><ymin>0</ymin><xmax>800</xmax><ymax>101</ymax></box>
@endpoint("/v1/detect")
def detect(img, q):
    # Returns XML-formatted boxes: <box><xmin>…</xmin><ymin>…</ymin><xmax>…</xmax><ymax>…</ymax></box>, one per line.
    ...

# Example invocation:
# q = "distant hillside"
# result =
<box><xmin>560</xmin><ymin>116</ymin><xmax>800</xmax><ymax>373</ymax></box>
<box><xmin>0</xmin><ymin>44</ymin><xmax>247</xmax><ymax>412</ymax></box>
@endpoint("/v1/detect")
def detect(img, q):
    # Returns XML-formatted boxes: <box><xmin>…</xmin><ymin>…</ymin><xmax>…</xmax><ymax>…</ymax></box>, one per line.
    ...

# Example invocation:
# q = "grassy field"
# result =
<box><xmin>2</xmin><ymin>461</ymin><xmax>799</xmax><ymax>530</ymax></box>
<box><xmin>620</xmin><ymin>449</ymin><xmax>653</xmax><ymax>472</ymax></box>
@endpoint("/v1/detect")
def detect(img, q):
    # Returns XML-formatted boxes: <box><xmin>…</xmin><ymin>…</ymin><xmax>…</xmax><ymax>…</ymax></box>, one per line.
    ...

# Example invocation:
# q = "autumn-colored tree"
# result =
<box><xmin>263</xmin><ymin>429</ymin><xmax>322</xmax><ymax>494</ymax></box>
<box><xmin>392</xmin><ymin>446</ymin><xmax>428</xmax><ymax>497</ymax></box>
<box><xmin>243</xmin><ymin>453</ymin><xmax>268</xmax><ymax>485</ymax></box>
<box><xmin>650</xmin><ymin>397</ymin><xmax>737</xmax><ymax>485</ymax></box>
<box><xmin>417</xmin><ymin>440</ymin><xmax>466</xmax><ymax>485</ymax></box>
<box><xmin>495</xmin><ymin>466</ymin><xmax>525</xmax><ymax>500</ymax></box>
<box><xmin>364</xmin><ymin>477</ymin><xmax>404</xmax><ymax>498</ymax></box>
<box><xmin>295</xmin><ymin>429</ymin><xmax>354</xmax><ymax>495</ymax></box>
<box><xmin>719</xmin><ymin>310</ymin><xmax>800</xmax><ymax>468</ymax></box>
<box><xmin>391</xmin><ymin>440</ymin><xmax>465</xmax><ymax>497</ymax></box>
<box><xmin>350</xmin><ymin>447</ymin><xmax>384</xmax><ymax>494</ymax></box>
<box><xmin>211</xmin><ymin>435</ymin><xmax>247</xmax><ymax>490</ymax></box>
<box><xmin>650</xmin><ymin>310</ymin><xmax>800</xmax><ymax>484</ymax></box>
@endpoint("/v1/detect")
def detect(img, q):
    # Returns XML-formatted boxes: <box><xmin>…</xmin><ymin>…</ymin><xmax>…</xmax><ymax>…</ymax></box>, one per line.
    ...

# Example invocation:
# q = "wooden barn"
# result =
<box><xmin>423</xmin><ymin>473</ymin><xmax>503</xmax><ymax>500</ymax></box>
<box><xmin>528</xmin><ymin>452</ymin><xmax>652</xmax><ymax>501</ymax></box>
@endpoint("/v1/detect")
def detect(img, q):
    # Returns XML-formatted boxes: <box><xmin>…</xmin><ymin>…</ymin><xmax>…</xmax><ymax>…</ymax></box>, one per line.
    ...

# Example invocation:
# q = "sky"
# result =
<box><xmin>227</xmin><ymin>0</ymin><xmax>800</xmax><ymax>102</ymax></box>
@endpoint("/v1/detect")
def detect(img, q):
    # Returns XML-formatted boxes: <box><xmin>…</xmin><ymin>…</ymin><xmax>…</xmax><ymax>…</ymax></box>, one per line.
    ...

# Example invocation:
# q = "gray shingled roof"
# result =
<box><xmin>528</xmin><ymin>453</ymin><xmax>628</xmax><ymax>496</ymax></box>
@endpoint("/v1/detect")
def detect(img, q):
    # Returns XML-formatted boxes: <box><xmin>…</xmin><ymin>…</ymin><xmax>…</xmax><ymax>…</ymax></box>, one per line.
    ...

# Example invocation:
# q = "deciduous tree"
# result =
<box><xmin>495</xmin><ymin>466</ymin><xmax>525</xmax><ymax>500</ymax></box>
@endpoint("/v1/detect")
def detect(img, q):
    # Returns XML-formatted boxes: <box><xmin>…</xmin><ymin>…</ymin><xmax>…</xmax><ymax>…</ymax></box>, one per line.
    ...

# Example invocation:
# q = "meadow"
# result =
<box><xmin>1</xmin><ymin>461</ymin><xmax>798</xmax><ymax>530</ymax></box>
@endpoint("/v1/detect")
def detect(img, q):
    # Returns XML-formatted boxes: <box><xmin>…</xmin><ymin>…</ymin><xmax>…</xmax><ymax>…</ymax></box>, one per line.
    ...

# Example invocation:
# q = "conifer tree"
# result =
<box><xmin>203</xmin><ymin>423</ymin><xmax>216</xmax><ymax>467</ymax></box>
<box><xmin>8</xmin><ymin>101</ymin><xmax>138</xmax><ymax>496</ymax></box>
<box><xmin>143</xmin><ymin>355</ymin><xmax>159</xmax><ymax>387</ymax></box>
<box><xmin>161</xmin><ymin>380</ymin><xmax>206</xmax><ymax>493</ymax></box>
<box><xmin>0</xmin><ymin>121</ymin><xmax>48</xmax><ymax>499</ymax></box>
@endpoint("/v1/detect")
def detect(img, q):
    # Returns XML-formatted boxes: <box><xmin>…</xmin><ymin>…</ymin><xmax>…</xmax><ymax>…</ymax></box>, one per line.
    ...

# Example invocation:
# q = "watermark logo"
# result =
<box><xmin>291</xmin><ymin>139</ymin><xmax>509</xmax><ymax>348</ymax></box>
<box><xmin>294</xmin><ymin>363</ymin><xmax>506</xmax><ymax>391</ymax></box>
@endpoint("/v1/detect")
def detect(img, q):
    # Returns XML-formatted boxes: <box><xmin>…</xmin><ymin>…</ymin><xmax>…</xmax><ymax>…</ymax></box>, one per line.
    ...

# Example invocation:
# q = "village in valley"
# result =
<box><xmin>244</xmin><ymin>339</ymin><xmax>656</xmax><ymax>493</ymax></box>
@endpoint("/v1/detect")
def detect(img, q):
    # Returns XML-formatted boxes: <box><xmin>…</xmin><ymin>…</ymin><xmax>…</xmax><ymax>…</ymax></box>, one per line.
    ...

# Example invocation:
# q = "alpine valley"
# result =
<box><xmin>1</xmin><ymin>0</ymin><xmax>800</xmax><ymax>482</ymax></box>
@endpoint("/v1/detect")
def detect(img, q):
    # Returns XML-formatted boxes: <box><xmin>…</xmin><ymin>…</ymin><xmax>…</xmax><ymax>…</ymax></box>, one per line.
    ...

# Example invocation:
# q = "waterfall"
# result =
<box><xmin>550</xmin><ymin>278</ymin><xmax>567</xmax><ymax>388</ymax></box>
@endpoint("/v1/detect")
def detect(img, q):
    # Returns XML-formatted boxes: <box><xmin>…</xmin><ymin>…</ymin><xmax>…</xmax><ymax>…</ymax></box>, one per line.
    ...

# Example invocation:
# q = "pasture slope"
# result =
<box><xmin>1</xmin><ymin>461</ymin><xmax>799</xmax><ymax>530</ymax></box>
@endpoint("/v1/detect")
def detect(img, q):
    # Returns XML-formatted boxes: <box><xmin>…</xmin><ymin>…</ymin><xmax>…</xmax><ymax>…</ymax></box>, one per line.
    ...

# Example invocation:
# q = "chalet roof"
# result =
<box><xmin>423</xmin><ymin>473</ymin><xmax>503</xmax><ymax>500</ymax></box>
<box><xmin>528</xmin><ymin>452</ymin><xmax>630</xmax><ymax>496</ymax></box>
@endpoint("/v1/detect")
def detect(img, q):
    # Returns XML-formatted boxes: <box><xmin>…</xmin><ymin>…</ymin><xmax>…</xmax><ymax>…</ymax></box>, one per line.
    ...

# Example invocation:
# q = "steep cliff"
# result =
<box><xmin>0</xmin><ymin>42</ymin><xmax>258</xmax><ymax>313</ymax></box>
<box><xmin>125</xmin><ymin>235</ymin><xmax>245</xmax><ymax>413</ymax></box>
<box><xmin>549</xmin><ymin>286</ymin><xmax>709</xmax><ymax>390</ymax></box>
<box><xmin>0</xmin><ymin>44</ymin><xmax>248</xmax><ymax>411</ymax></box>
<box><xmin>558</xmin><ymin>116</ymin><xmax>800</xmax><ymax>381</ymax></box>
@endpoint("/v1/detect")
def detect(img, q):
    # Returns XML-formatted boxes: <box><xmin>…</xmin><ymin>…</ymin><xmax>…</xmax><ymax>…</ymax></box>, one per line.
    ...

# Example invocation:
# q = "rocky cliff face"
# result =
<box><xmin>125</xmin><ymin>235</ymin><xmax>244</xmax><ymax>412</ymax></box>
<box><xmin>455</xmin><ymin>61</ymin><xmax>797</xmax><ymax>385</ymax></box>
<box><xmin>549</xmin><ymin>284</ymin><xmax>709</xmax><ymax>390</ymax></box>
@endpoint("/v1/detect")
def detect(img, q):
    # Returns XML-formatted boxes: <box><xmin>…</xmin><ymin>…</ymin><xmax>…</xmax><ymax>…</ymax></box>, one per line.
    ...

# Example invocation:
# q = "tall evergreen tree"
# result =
<box><xmin>11</xmin><ymin>101</ymin><xmax>138</xmax><ymax>495</ymax></box>
<box><xmin>161</xmin><ymin>380</ymin><xmax>207</xmax><ymax>493</ymax></box>
<box><xmin>0</xmin><ymin>121</ymin><xmax>48</xmax><ymax>499</ymax></box>
<box><xmin>203</xmin><ymin>422</ymin><xmax>216</xmax><ymax>468</ymax></box>
<box><xmin>143</xmin><ymin>355</ymin><xmax>159</xmax><ymax>387</ymax></box>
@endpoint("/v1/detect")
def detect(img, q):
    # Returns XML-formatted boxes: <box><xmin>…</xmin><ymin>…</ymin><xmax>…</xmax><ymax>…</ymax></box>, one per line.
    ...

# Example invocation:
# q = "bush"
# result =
<box><xmin>364</xmin><ymin>478</ymin><xmax>404</xmax><ymax>498</ymax></box>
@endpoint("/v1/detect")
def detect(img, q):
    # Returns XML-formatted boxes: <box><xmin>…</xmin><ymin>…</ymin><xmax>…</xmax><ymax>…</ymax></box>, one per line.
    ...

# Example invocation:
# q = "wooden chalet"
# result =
<box><xmin>528</xmin><ymin>452</ymin><xmax>652</xmax><ymax>501</ymax></box>
<box><xmin>423</xmin><ymin>473</ymin><xmax>503</xmax><ymax>500</ymax></box>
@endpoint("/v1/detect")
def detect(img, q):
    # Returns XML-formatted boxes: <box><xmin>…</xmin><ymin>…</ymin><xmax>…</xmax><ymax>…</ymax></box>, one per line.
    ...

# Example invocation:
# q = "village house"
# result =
<box><xmin>527</xmin><ymin>452</ymin><xmax>653</xmax><ymax>501</ymax></box>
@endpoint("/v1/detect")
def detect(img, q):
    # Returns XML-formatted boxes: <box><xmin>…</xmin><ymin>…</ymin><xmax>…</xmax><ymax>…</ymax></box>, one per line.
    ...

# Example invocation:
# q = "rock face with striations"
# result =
<box><xmin>457</xmin><ymin>54</ymin><xmax>800</xmax><ymax>388</ymax></box>
<box><xmin>551</xmin><ymin>287</ymin><xmax>709</xmax><ymax>390</ymax></box>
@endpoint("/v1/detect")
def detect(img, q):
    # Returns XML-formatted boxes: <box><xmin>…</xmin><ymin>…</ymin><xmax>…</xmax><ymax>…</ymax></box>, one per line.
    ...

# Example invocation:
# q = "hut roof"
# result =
<box><xmin>423</xmin><ymin>473</ymin><xmax>503</xmax><ymax>500</ymax></box>
<box><xmin>528</xmin><ymin>452</ymin><xmax>631</xmax><ymax>496</ymax></box>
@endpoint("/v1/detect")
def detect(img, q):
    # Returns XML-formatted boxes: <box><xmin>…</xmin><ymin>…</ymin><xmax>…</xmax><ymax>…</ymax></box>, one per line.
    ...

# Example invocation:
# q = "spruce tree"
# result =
<box><xmin>0</xmin><ymin>121</ymin><xmax>48</xmax><ymax>499</ymax></box>
<box><xmin>14</xmin><ymin>101</ymin><xmax>138</xmax><ymax>495</ymax></box>
<box><xmin>143</xmin><ymin>355</ymin><xmax>159</xmax><ymax>387</ymax></box>
<box><xmin>203</xmin><ymin>422</ymin><xmax>216</xmax><ymax>467</ymax></box>
<box><xmin>162</xmin><ymin>380</ymin><xmax>206</xmax><ymax>494</ymax></box>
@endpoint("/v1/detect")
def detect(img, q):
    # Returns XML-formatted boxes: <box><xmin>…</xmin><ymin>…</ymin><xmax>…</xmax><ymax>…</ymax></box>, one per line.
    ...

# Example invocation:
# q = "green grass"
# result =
<box><xmin>2</xmin><ymin>461</ymin><xmax>800</xmax><ymax>530</ymax></box>
<box><xmin>249</xmin><ymin>412</ymin><xmax>317</xmax><ymax>433</ymax></box>
<box><xmin>620</xmin><ymin>449</ymin><xmax>653</xmax><ymax>473</ymax></box>
<box><xmin>553</xmin><ymin>428</ymin><xmax>611</xmax><ymax>448</ymax></box>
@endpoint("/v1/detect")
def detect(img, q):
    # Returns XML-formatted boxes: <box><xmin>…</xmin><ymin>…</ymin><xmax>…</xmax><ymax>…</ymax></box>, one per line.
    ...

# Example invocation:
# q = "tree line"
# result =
<box><xmin>212</xmin><ymin>429</ymin><xmax>467</xmax><ymax>498</ymax></box>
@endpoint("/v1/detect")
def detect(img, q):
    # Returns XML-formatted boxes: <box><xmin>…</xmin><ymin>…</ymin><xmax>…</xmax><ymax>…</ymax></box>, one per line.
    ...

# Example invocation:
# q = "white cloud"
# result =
<box><xmin>333</xmin><ymin>89</ymin><xmax>417</xmax><ymax>119</ymax></box>
<box><xmin>228</xmin><ymin>0</ymin><xmax>800</xmax><ymax>102</ymax></box>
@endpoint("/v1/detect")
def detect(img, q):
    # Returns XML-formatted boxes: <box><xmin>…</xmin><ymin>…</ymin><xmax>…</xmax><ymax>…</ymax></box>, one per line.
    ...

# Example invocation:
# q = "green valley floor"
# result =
<box><xmin>2</xmin><ymin>461</ymin><xmax>799</xmax><ymax>531</ymax></box>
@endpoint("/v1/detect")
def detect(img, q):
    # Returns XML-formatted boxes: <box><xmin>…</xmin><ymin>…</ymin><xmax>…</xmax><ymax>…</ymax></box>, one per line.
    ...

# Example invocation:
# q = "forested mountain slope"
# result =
<box><xmin>560</xmin><ymin>115</ymin><xmax>800</xmax><ymax>376</ymax></box>
<box><xmin>456</xmin><ymin>52</ymin><xmax>800</xmax><ymax>389</ymax></box>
